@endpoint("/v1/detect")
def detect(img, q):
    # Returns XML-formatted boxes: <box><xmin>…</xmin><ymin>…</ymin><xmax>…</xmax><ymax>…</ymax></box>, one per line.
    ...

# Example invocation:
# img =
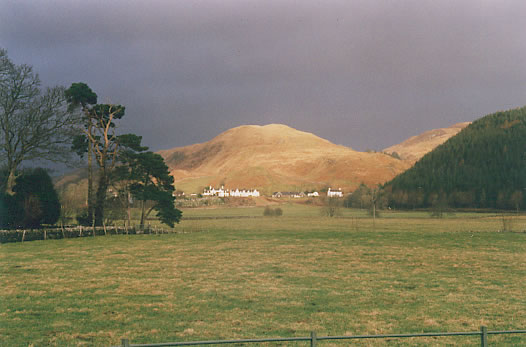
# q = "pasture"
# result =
<box><xmin>1</xmin><ymin>205</ymin><xmax>525</xmax><ymax>346</ymax></box>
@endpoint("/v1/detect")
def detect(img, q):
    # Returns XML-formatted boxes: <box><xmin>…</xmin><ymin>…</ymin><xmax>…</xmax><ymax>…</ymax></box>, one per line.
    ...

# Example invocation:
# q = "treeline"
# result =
<box><xmin>0</xmin><ymin>48</ymin><xmax>181</xmax><ymax>229</ymax></box>
<box><xmin>383</xmin><ymin>106</ymin><xmax>526</xmax><ymax>210</ymax></box>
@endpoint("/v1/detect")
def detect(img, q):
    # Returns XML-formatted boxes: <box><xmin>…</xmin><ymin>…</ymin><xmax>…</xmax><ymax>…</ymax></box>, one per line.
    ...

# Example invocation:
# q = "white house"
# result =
<box><xmin>203</xmin><ymin>186</ymin><xmax>229</xmax><ymax>197</ymax></box>
<box><xmin>272</xmin><ymin>192</ymin><xmax>304</xmax><ymax>198</ymax></box>
<box><xmin>203</xmin><ymin>186</ymin><xmax>259</xmax><ymax>198</ymax></box>
<box><xmin>229</xmin><ymin>188</ymin><xmax>260</xmax><ymax>197</ymax></box>
<box><xmin>327</xmin><ymin>188</ymin><xmax>343</xmax><ymax>198</ymax></box>
<box><xmin>307</xmin><ymin>191</ymin><xmax>319</xmax><ymax>197</ymax></box>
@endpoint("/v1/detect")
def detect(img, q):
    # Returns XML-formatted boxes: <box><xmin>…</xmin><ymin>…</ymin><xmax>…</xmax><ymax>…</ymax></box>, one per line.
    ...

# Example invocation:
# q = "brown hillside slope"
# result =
<box><xmin>383</xmin><ymin>122</ymin><xmax>470</xmax><ymax>163</ymax></box>
<box><xmin>158</xmin><ymin>124</ymin><xmax>410</xmax><ymax>194</ymax></box>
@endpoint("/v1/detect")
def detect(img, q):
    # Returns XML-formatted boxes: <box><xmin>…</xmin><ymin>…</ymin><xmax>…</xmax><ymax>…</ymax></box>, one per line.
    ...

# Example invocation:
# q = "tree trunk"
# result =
<box><xmin>94</xmin><ymin>169</ymin><xmax>108</xmax><ymax>227</ymax></box>
<box><xmin>127</xmin><ymin>191</ymin><xmax>132</xmax><ymax>228</ymax></box>
<box><xmin>140</xmin><ymin>199</ymin><xmax>146</xmax><ymax>230</ymax></box>
<box><xmin>6</xmin><ymin>169</ymin><xmax>16</xmax><ymax>193</ymax></box>
<box><xmin>87</xmin><ymin>124</ymin><xmax>94</xmax><ymax>224</ymax></box>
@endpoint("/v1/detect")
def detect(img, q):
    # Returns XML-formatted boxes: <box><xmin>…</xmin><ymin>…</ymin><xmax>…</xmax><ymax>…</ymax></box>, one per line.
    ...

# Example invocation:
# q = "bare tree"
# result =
<box><xmin>0</xmin><ymin>48</ymin><xmax>79</xmax><ymax>192</ymax></box>
<box><xmin>321</xmin><ymin>197</ymin><xmax>342</xmax><ymax>217</ymax></box>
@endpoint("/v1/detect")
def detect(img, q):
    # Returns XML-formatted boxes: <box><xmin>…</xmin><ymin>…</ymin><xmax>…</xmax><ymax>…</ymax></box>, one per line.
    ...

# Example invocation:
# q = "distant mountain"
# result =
<box><xmin>159</xmin><ymin>124</ymin><xmax>410</xmax><ymax>195</ymax></box>
<box><xmin>383</xmin><ymin>122</ymin><xmax>470</xmax><ymax>163</ymax></box>
<box><xmin>384</xmin><ymin>106</ymin><xmax>526</xmax><ymax>209</ymax></box>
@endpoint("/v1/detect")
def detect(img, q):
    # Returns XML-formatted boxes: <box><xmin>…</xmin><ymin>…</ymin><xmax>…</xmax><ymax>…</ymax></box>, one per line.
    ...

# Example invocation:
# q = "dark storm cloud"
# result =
<box><xmin>1</xmin><ymin>0</ymin><xmax>526</xmax><ymax>151</ymax></box>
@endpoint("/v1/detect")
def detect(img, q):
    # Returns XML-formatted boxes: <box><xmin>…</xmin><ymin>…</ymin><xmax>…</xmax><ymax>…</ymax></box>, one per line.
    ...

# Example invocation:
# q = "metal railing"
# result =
<box><xmin>117</xmin><ymin>326</ymin><xmax>526</xmax><ymax>347</ymax></box>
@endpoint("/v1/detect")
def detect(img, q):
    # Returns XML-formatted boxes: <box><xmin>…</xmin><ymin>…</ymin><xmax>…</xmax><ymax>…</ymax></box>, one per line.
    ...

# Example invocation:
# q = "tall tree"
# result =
<box><xmin>65</xmin><ymin>82</ymin><xmax>125</xmax><ymax>226</ymax></box>
<box><xmin>0</xmin><ymin>49</ymin><xmax>80</xmax><ymax>192</ymax></box>
<box><xmin>65</xmin><ymin>82</ymin><xmax>97</xmax><ymax>223</ymax></box>
<box><xmin>89</xmin><ymin>103</ymin><xmax>125</xmax><ymax>226</ymax></box>
<box><xmin>111</xmin><ymin>134</ymin><xmax>148</xmax><ymax>228</ymax></box>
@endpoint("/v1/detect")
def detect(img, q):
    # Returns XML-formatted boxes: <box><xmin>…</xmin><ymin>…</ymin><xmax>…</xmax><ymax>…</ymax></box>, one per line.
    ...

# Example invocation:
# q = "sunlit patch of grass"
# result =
<box><xmin>1</xmin><ymin>207</ymin><xmax>525</xmax><ymax>346</ymax></box>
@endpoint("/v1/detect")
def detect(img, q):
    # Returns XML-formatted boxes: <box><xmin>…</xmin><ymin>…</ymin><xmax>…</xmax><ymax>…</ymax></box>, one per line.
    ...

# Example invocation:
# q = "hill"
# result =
<box><xmin>384</xmin><ymin>106</ymin><xmax>526</xmax><ymax>209</ymax></box>
<box><xmin>383</xmin><ymin>122</ymin><xmax>470</xmax><ymax>163</ymax></box>
<box><xmin>158</xmin><ymin>124</ymin><xmax>410</xmax><ymax>194</ymax></box>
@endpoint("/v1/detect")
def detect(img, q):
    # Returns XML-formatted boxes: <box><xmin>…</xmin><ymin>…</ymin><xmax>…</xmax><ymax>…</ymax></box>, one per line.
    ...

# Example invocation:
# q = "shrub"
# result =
<box><xmin>10</xmin><ymin>168</ymin><xmax>61</xmax><ymax>228</ymax></box>
<box><xmin>76</xmin><ymin>210</ymin><xmax>92</xmax><ymax>226</ymax></box>
<box><xmin>263</xmin><ymin>206</ymin><xmax>274</xmax><ymax>216</ymax></box>
<box><xmin>263</xmin><ymin>206</ymin><xmax>283</xmax><ymax>217</ymax></box>
<box><xmin>0</xmin><ymin>192</ymin><xmax>22</xmax><ymax>228</ymax></box>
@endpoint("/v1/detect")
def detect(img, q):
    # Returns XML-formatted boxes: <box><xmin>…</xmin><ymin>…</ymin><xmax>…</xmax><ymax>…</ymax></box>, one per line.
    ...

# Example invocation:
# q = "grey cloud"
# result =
<box><xmin>1</xmin><ymin>0</ymin><xmax>525</xmax><ymax>152</ymax></box>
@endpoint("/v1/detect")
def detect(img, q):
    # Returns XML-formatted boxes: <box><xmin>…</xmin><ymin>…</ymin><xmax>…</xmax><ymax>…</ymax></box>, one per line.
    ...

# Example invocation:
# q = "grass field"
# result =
<box><xmin>1</xmin><ymin>204</ymin><xmax>525</xmax><ymax>346</ymax></box>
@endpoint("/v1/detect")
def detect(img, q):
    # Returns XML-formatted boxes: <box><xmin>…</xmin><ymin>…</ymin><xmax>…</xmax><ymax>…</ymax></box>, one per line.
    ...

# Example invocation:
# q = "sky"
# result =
<box><xmin>1</xmin><ymin>0</ymin><xmax>526</xmax><ymax>152</ymax></box>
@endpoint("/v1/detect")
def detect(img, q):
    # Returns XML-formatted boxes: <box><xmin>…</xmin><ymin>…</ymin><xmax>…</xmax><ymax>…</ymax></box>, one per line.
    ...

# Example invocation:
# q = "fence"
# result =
<box><xmin>0</xmin><ymin>225</ymin><xmax>175</xmax><ymax>243</ymax></box>
<box><xmin>116</xmin><ymin>327</ymin><xmax>526</xmax><ymax>347</ymax></box>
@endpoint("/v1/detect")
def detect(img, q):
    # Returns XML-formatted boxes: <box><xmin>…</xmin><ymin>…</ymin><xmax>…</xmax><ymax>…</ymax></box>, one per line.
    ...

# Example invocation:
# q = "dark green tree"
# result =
<box><xmin>115</xmin><ymin>135</ymin><xmax>182</xmax><ymax>228</ymax></box>
<box><xmin>89</xmin><ymin>104</ymin><xmax>125</xmax><ymax>226</ymax></box>
<box><xmin>11</xmin><ymin>168</ymin><xmax>60</xmax><ymax>228</ymax></box>
<box><xmin>66</xmin><ymin>82</ymin><xmax>126</xmax><ymax>226</ymax></box>
<box><xmin>0</xmin><ymin>191</ymin><xmax>21</xmax><ymax>228</ymax></box>
<box><xmin>65</xmin><ymin>82</ymin><xmax>97</xmax><ymax>224</ymax></box>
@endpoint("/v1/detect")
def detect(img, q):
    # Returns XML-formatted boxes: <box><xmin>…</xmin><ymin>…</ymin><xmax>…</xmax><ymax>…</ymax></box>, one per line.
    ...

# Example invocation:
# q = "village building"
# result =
<box><xmin>203</xmin><ymin>186</ymin><xmax>260</xmax><ymax>198</ymax></box>
<box><xmin>272</xmin><ymin>192</ymin><xmax>305</xmax><ymax>198</ymax></box>
<box><xmin>202</xmin><ymin>186</ymin><xmax>228</xmax><ymax>197</ymax></box>
<box><xmin>327</xmin><ymin>188</ymin><xmax>343</xmax><ymax>198</ymax></box>
<box><xmin>172</xmin><ymin>191</ymin><xmax>185</xmax><ymax>198</ymax></box>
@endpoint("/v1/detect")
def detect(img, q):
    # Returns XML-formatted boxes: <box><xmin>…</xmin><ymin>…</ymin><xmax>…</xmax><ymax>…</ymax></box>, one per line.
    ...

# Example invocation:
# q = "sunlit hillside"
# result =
<box><xmin>158</xmin><ymin>124</ymin><xmax>411</xmax><ymax>194</ymax></box>
<box><xmin>383</xmin><ymin>122</ymin><xmax>470</xmax><ymax>163</ymax></box>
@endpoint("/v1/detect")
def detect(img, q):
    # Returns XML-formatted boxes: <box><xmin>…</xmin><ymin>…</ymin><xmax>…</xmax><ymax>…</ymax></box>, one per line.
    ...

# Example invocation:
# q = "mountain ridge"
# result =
<box><xmin>159</xmin><ymin>124</ymin><xmax>410</xmax><ymax>194</ymax></box>
<box><xmin>383</xmin><ymin>122</ymin><xmax>471</xmax><ymax>163</ymax></box>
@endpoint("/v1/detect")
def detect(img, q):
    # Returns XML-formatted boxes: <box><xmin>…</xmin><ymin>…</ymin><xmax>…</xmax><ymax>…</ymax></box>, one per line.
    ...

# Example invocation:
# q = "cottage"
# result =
<box><xmin>272</xmin><ymin>192</ymin><xmax>304</xmax><ymax>198</ymax></box>
<box><xmin>203</xmin><ymin>186</ymin><xmax>259</xmax><ymax>198</ymax></box>
<box><xmin>327</xmin><ymin>188</ymin><xmax>343</xmax><ymax>198</ymax></box>
<box><xmin>230</xmin><ymin>188</ymin><xmax>260</xmax><ymax>197</ymax></box>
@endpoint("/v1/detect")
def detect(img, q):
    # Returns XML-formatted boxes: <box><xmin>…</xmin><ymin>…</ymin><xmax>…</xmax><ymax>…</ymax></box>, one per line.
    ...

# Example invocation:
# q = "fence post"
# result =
<box><xmin>121</xmin><ymin>338</ymin><xmax>130</xmax><ymax>347</ymax></box>
<box><xmin>480</xmin><ymin>326</ymin><xmax>488</xmax><ymax>347</ymax></box>
<box><xmin>311</xmin><ymin>331</ymin><xmax>317</xmax><ymax>347</ymax></box>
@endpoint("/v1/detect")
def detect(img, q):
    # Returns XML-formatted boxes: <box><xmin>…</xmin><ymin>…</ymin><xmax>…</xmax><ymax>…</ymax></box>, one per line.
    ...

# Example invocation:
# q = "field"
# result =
<box><xmin>1</xmin><ymin>204</ymin><xmax>525</xmax><ymax>346</ymax></box>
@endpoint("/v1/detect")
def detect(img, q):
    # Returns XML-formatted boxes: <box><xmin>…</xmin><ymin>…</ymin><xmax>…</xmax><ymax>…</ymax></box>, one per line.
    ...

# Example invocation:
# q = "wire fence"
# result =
<box><xmin>116</xmin><ymin>327</ymin><xmax>526</xmax><ymax>347</ymax></box>
<box><xmin>0</xmin><ymin>225</ymin><xmax>175</xmax><ymax>243</ymax></box>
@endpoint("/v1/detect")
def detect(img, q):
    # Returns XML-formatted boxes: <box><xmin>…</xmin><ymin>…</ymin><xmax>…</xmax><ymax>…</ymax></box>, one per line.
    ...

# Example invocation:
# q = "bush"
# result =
<box><xmin>263</xmin><ymin>206</ymin><xmax>283</xmax><ymax>217</ymax></box>
<box><xmin>7</xmin><ymin>168</ymin><xmax>61</xmax><ymax>229</ymax></box>
<box><xmin>0</xmin><ymin>192</ymin><xmax>22</xmax><ymax>228</ymax></box>
<box><xmin>76</xmin><ymin>210</ymin><xmax>92</xmax><ymax>226</ymax></box>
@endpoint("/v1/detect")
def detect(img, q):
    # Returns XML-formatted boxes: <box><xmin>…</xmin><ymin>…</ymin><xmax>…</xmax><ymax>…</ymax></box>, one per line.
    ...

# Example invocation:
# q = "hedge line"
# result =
<box><xmin>0</xmin><ymin>226</ymin><xmax>172</xmax><ymax>244</ymax></box>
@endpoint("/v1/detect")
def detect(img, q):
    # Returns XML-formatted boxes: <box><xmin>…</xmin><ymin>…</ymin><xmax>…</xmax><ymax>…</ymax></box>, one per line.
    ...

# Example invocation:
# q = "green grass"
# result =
<box><xmin>1</xmin><ymin>206</ymin><xmax>525</xmax><ymax>346</ymax></box>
